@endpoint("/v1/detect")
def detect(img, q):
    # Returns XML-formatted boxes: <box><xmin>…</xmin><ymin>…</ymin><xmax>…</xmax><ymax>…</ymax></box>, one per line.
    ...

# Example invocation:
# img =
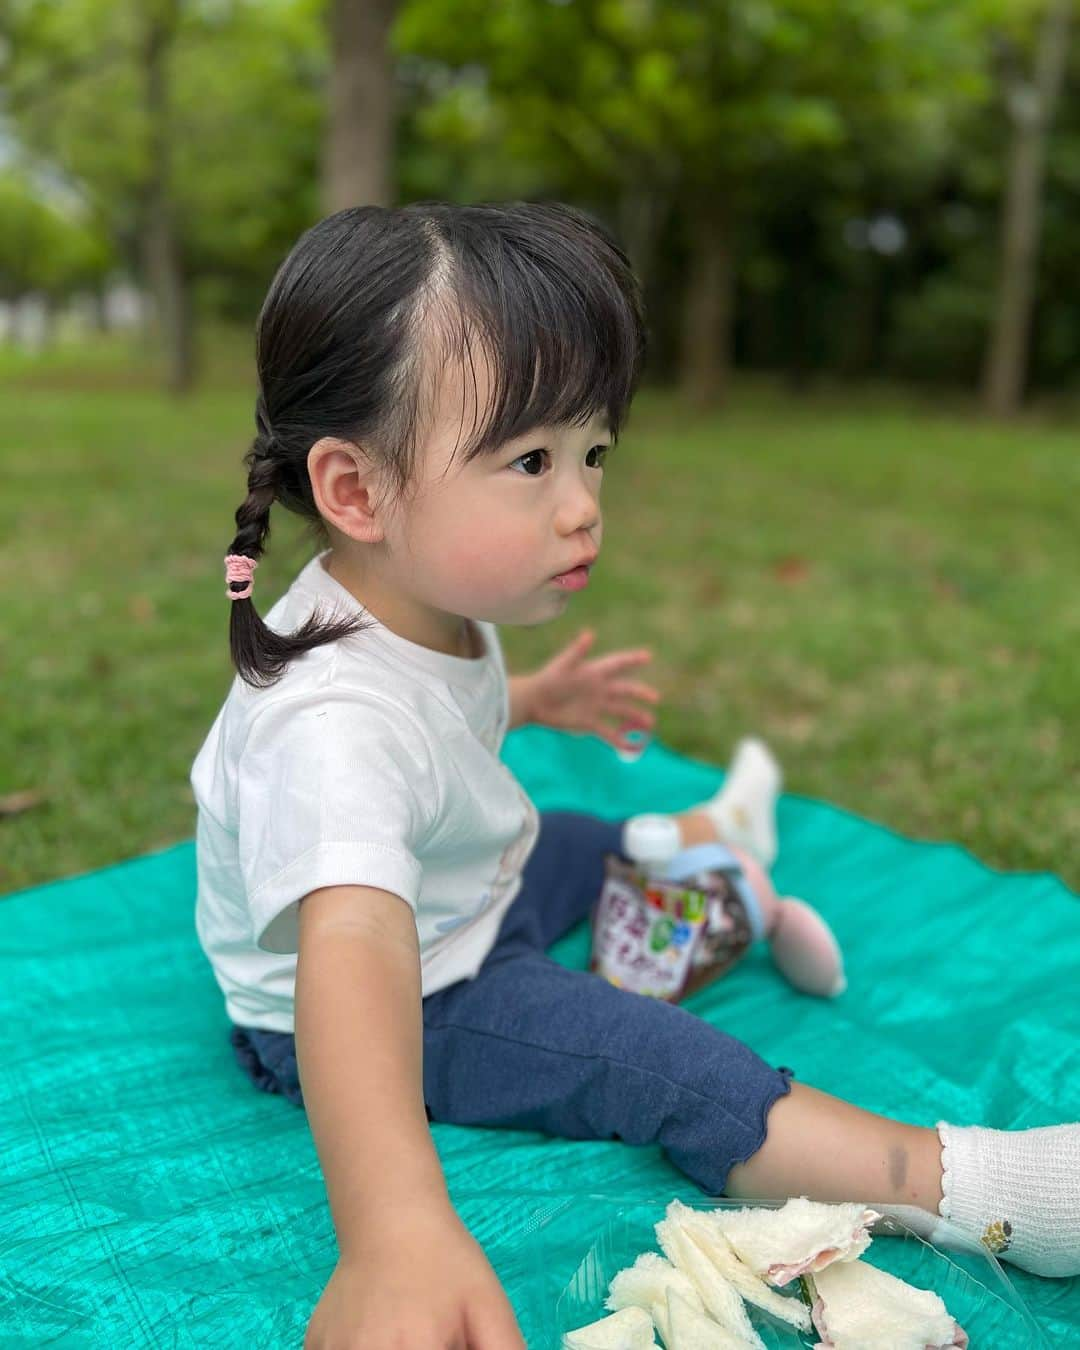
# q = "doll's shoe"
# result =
<box><xmin>769</xmin><ymin>897</ymin><xmax>846</xmax><ymax>998</ymax></box>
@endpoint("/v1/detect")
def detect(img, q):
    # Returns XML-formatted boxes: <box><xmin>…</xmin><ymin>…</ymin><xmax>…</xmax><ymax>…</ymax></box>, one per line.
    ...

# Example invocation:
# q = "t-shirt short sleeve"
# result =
<box><xmin>236</xmin><ymin>692</ymin><xmax>439</xmax><ymax>955</ymax></box>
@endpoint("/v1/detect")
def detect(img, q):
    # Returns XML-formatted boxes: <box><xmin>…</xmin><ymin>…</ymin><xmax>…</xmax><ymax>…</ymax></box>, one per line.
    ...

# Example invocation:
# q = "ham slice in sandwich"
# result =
<box><xmin>808</xmin><ymin>1258</ymin><xmax>968</xmax><ymax>1349</ymax></box>
<box><xmin>704</xmin><ymin>1197</ymin><xmax>880</xmax><ymax>1286</ymax></box>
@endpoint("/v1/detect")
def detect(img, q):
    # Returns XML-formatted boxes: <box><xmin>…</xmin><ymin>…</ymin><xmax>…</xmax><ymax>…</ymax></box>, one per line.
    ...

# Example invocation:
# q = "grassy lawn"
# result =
<box><xmin>2</xmin><ymin>331</ymin><xmax>1078</xmax><ymax>895</ymax></box>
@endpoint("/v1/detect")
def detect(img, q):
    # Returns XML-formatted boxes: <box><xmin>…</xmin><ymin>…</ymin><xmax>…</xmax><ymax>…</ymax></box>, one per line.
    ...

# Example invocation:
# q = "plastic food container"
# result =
<box><xmin>511</xmin><ymin>1192</ymin><xmax>1049</xmax><ymax>1349</ymax></box>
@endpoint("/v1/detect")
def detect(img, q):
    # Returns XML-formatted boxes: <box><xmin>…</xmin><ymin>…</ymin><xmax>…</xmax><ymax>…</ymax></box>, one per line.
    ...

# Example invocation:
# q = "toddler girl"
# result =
<box><xmin>191</xmin><ymin>202</ymin><xmax>1080</xmax><ymax>1349</ymax></box>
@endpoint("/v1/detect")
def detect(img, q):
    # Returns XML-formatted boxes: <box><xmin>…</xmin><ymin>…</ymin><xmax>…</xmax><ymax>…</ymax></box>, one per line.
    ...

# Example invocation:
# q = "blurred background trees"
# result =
<box><xmin>0</xmin><ymin>0</ymin><xmax>1075</xmax><ymax>413</ymax></box>
<box><xmin>2</xmin><ymin>0</ymin><xmax>1077</xmax><ymax>890</ymax></box>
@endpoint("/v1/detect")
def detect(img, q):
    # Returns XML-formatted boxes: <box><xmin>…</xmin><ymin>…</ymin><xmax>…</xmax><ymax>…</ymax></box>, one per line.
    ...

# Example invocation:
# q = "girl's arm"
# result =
<box><xmin>296</xmin><ymin>883</ymin><xmax>449</xmax><ymax>1243</ymax></box>
<box><xmin>295</xmin><ymin>883</ymin><xmax>524</xmax><ymax>1348</ymax></box>
<box><xmin>507</xmin><ymin>674</ymin><xmax>539</xmax><ymax>730</ymax></box>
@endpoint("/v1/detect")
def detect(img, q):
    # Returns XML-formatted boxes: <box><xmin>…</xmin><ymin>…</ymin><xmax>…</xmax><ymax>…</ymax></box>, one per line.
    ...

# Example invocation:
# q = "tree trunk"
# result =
<box><xmin>140</xmin><ymin>0</ymin><xmax>195</xmax><ymax>395</ymax></box>
<box><xmin>839</xmin><ymin>253</ymin><xmax>883</xmax><ymax>378</ymax></box>
<box><xmin>981</xmin><ymin>0</ymin><xmax>1072</xmax><ymax>418</ymax></box>
<box><xmin>323</xmin><ymin>0</ymin><xmax>399</xmax><ymax>213</ymax></box>
<box><xmin>616</xmin><ymin>182</ymin><xmax>668</xmax><ymax>293</ymax></box>
<box><xmin>782</xmin><ymin>207</ymin><xmax>818</xmax><ymax>392</ymax></box>
<box><xmin>678</xmin><ymin>201</ymin><xmax>734</xmax><ymax>409</ymax></box>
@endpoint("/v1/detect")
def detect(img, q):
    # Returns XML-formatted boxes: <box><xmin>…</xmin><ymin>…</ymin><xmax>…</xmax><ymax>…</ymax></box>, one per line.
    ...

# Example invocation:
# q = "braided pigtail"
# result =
<box><xmin>226</xmin><ymin>429</ymin><xmax>372</xmax><ymax>687</ymax></box>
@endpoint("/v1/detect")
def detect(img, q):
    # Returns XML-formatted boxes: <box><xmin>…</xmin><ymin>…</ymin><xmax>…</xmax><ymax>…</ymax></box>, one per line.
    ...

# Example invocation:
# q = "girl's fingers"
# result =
<box><xmin>593</xmin><ymin>718</ymin><xmax>623</xmax><ymax>746</ymax></box>
<box><xmin>605</xmin><ymin>679</ymin><xmax>661</xmax><ymax>704</ymax></box>
<box><xmin>602</xmin><ymin>700</ymin><xmax>656</xmax><ymax>728</ymax></box>
<box><xmin>588</xmin><ymin>648</ymin><xmax>654</xmax><ymax>674</ymax></box>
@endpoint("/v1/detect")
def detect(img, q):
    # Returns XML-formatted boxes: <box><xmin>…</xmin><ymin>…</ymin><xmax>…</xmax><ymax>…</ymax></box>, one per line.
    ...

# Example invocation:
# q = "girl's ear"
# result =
<box><xmin>307</xmin><ymin>437</ymin><xmax>388</xmax><ymax>544</ymax></box>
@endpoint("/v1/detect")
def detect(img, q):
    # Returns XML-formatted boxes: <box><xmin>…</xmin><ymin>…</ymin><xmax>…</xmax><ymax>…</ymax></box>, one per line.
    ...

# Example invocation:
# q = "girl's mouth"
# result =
<box><xmin>551</xmin><ymin>566</ymin><xmax>590</xmax><ymax>591</ymax></box>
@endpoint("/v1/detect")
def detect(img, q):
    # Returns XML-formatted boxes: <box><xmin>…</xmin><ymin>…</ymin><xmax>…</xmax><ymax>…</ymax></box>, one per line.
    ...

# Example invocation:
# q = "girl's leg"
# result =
<box><xmin>426</xmin><ymin>955</ymin><xmax>940</xmax><ymax>1214</ymax></box>
<box><xmin>423</xmin><ymin>954</ymin><xmax>1080</xmax><ymax>1278</ymax></box>
<box><xmin>421</xmin><ymin>951</ymin><xmax>794</xmax><ymax>1194</ymax></box>
<box><xmin>736</xmin><ymin>1085</ymin><xmax>1080</xmax><ymax>1279</ymax></box>
<box><xmin>726</xmin><ymin>1081</ymin><xmax>944</xmax><ymax>1212</ymax></box>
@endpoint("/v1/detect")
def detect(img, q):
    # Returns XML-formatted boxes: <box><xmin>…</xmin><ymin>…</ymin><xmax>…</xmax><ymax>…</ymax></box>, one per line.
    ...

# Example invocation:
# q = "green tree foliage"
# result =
<box><xmin>3</xmin><ymin>0</ymin><xmax>326</xmax><ymax>320</ymax></box>
<box><xmin>1</xmin><ymin>0</ymin><xmax>1076</xmax><ymax>400</ymax></box>
<box><xmin>394</xmin><ymin>0</ymin><xmax>1006</xmax><ymax>401</ymax></box>
<box><xmin>0</xmin><ymin>169</ymin><xmax>111</xmax><ymax>302</ymax></box>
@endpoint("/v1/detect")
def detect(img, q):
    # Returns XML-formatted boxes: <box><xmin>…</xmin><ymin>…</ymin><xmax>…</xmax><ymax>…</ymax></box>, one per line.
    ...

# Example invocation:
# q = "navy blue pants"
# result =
<box><xmin>229</xmin><ymin>810</ymin><xmax>794</xmax><ymax>1194</ymax></box>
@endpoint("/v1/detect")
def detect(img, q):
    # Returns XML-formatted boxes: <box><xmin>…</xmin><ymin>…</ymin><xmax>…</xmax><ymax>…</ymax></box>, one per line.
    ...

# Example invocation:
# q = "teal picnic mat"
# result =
<box><xmin>2</xmin><ymin>726</ymin><xmax>1078</xmax><ymax>1346</ymax></box>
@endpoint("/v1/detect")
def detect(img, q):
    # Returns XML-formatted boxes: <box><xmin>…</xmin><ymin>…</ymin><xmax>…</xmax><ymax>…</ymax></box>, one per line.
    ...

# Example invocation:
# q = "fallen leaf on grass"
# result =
<box><xmin>772</xmin><ymin>556</ymin><xmax>811</xmax><ymax>584</ymax></box>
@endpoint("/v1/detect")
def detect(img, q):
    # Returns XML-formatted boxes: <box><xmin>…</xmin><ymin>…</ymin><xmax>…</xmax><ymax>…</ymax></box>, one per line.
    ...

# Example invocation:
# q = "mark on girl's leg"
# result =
<box><xmin>889</xmin><ymin>1143</ymin><xmax>909</xmax><ymax>1194</ymax></box>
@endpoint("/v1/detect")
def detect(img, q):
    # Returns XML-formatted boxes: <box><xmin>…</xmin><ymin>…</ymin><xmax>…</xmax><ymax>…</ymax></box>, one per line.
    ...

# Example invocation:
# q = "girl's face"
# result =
<box><xmin>379</xmin><ymin>349</ymin><xmax>609</xmax><ymax>640</ymax></box>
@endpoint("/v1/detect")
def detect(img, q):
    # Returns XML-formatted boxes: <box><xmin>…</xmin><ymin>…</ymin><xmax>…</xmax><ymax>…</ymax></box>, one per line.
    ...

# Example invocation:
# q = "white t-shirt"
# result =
<box><xmin>191</xmin><ymin>551</ymin><xmax>540</xmax><ymax>1032</ymax></box>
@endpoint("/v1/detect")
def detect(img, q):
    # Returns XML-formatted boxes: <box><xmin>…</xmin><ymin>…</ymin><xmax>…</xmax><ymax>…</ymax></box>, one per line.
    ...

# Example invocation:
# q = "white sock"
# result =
<box><xmin>933</xmin><ymin>1119</ymin><xmax>1080</xmax><ymax>1277</ymax></box>
<box><xmin>692</xmin><ymin>738</ymin><xmax>781</xmax><ymax>869</ymax></box>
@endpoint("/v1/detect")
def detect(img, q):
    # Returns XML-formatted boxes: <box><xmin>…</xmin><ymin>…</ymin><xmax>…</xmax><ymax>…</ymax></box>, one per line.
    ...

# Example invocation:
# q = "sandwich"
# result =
<box><xmin>655</xmin><ymin>1215</ymin><xmax>765</xmax><ymax>1348</ymax></box>
<box><xmin>704</xmin><ymin>1197</ymin><xmax>880</xmax><ymax>1286</ymax></box>
<box><xmin>666</xmin><ymin>1287</ymin><xmax>760</xmax><ymax>1348</ymax></box>
<box><xmin>663</xmin><ymin>1201</ymin><xmax>812</xmax><ymax>1333</ymax></box>
<box><xmin>807</xmin><ymin>1258</ymin><xmax>968</xmax><ymax>1349</ymax></box>
<box><xmin>606</xmin><ymin>1250</ymin><xmax>706</xmax><ymax>1346</ymax></box>
<box><xmin>562</xmin><ymin>1305</ymin><xmax>657</xmax><ymax>1349</ymax></box>
<box><xmin>569</xmin><ymin>1198</ymin><xmax>964</xmax><ymax>1350</ymax></box>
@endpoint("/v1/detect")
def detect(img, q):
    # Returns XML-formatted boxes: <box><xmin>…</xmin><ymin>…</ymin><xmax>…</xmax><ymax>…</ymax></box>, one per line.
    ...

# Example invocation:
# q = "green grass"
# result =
<box><xmin>2</xmin><ymin>333</ymin><xmax>1078</xmax><ymax>894</ymax></box>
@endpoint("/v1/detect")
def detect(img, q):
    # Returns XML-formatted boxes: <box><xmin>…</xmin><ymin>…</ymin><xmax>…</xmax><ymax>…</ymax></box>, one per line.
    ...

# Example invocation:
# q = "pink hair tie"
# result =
<box><xmin>224</xmin><ymin>554</ymin><xmax>258</xmax><ymax>600</ymax></box>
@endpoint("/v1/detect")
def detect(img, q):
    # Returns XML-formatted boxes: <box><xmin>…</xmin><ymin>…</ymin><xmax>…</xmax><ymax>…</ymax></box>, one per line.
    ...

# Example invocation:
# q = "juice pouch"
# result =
<box><xmin>590</xmin><ymin>848</ymin><xmax>755</xmax><ymax>1001</ymax></box>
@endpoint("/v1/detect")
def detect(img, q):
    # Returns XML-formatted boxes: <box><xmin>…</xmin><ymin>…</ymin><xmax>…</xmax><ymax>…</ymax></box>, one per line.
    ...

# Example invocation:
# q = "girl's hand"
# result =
<box><xmin>303</xmin><ymin>1201</ymin><xmax>525</xmax><ymax>1350</ymax></box>
<box><xmin>529</xmin><ymin>628</ymin><xmax>661</xmax><ymax>752</ymax></box>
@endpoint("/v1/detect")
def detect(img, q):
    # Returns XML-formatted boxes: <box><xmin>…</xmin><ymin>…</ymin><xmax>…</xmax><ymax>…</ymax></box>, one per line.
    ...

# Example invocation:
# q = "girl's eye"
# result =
<box><xmin>508</xmin><ymin>445</ymin><xmax>611</xmax><ymax>477</ymax></box>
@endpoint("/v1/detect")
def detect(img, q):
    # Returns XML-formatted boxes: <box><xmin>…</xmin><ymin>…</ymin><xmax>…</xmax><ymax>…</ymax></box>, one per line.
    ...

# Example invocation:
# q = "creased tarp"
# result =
<box><xmin>1</xmin><ymin>725</ymin><xmax>1077</xmax><ymax>1346</ymax></box>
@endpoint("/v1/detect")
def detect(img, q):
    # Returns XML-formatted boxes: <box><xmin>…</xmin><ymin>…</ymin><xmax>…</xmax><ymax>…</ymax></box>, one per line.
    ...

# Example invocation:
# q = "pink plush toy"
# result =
<box><xmin>715</xmin><ymin>838</ymin><xmax>846</xmax><ymax>998</ymax></box>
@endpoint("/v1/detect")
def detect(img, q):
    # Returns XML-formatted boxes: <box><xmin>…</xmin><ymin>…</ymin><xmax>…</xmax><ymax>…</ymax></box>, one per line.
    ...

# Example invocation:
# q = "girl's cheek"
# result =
<box><xmin>444</xmin><ymin>535</ymin><xmax>503</xmax><ymax>578</ymax></box>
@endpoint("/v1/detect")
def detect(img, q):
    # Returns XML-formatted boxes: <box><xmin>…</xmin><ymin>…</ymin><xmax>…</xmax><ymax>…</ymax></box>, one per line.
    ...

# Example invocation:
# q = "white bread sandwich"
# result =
<box><xmin>808</xmin><ymin>1258</ymin><xmax>969</xmax><ymax>1349</ymax></box>
<box><xmin>705</xmin><ymin>1197</ymin><xmax>880</xmax><ymax>1287</ymax></box>
<box><xmin>562</xmin><ymin>1305</ymin><xmax>657</xmax><ymax>1349</ymax></box>
<box><xmin>664</xmin><ymin>1200</ymin><xmax>812</xmax><ymax>1333</ymax></box>
<box><xmin>666</xmin><ymin>1287</ymin><xmax>760</xmax><ymax>1348</ymax></box>
<box><xmin>605</xmin><ymin>1250</ymin><xmax>706</xmax><ymax>1346</ymax></box>
<box><xmin>655</xmin><ymin>1215</ymin><xmax>765</xmax><ymax>1348</ymax></box>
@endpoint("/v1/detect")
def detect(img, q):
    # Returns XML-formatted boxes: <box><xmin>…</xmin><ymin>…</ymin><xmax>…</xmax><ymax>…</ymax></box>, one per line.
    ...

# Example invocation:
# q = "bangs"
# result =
<box><xmin>414</xmin><ymin>203</ymin><xmax>647</xmax><ymax>468</ymax></box>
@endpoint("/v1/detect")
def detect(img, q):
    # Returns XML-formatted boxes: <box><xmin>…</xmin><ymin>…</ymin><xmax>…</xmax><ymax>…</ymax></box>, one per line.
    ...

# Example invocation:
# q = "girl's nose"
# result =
<box><xmin>557</xmin><ymin>476</ymin><xmax>601</xmax><ymax>536</ymax></box>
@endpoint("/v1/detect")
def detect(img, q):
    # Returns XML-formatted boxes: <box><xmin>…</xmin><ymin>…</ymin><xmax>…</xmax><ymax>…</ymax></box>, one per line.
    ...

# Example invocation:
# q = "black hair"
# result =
<box><xmin>226</xmin><ymin>199</ymin><xmax>648</xmax><ymax>686</ymax></box>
